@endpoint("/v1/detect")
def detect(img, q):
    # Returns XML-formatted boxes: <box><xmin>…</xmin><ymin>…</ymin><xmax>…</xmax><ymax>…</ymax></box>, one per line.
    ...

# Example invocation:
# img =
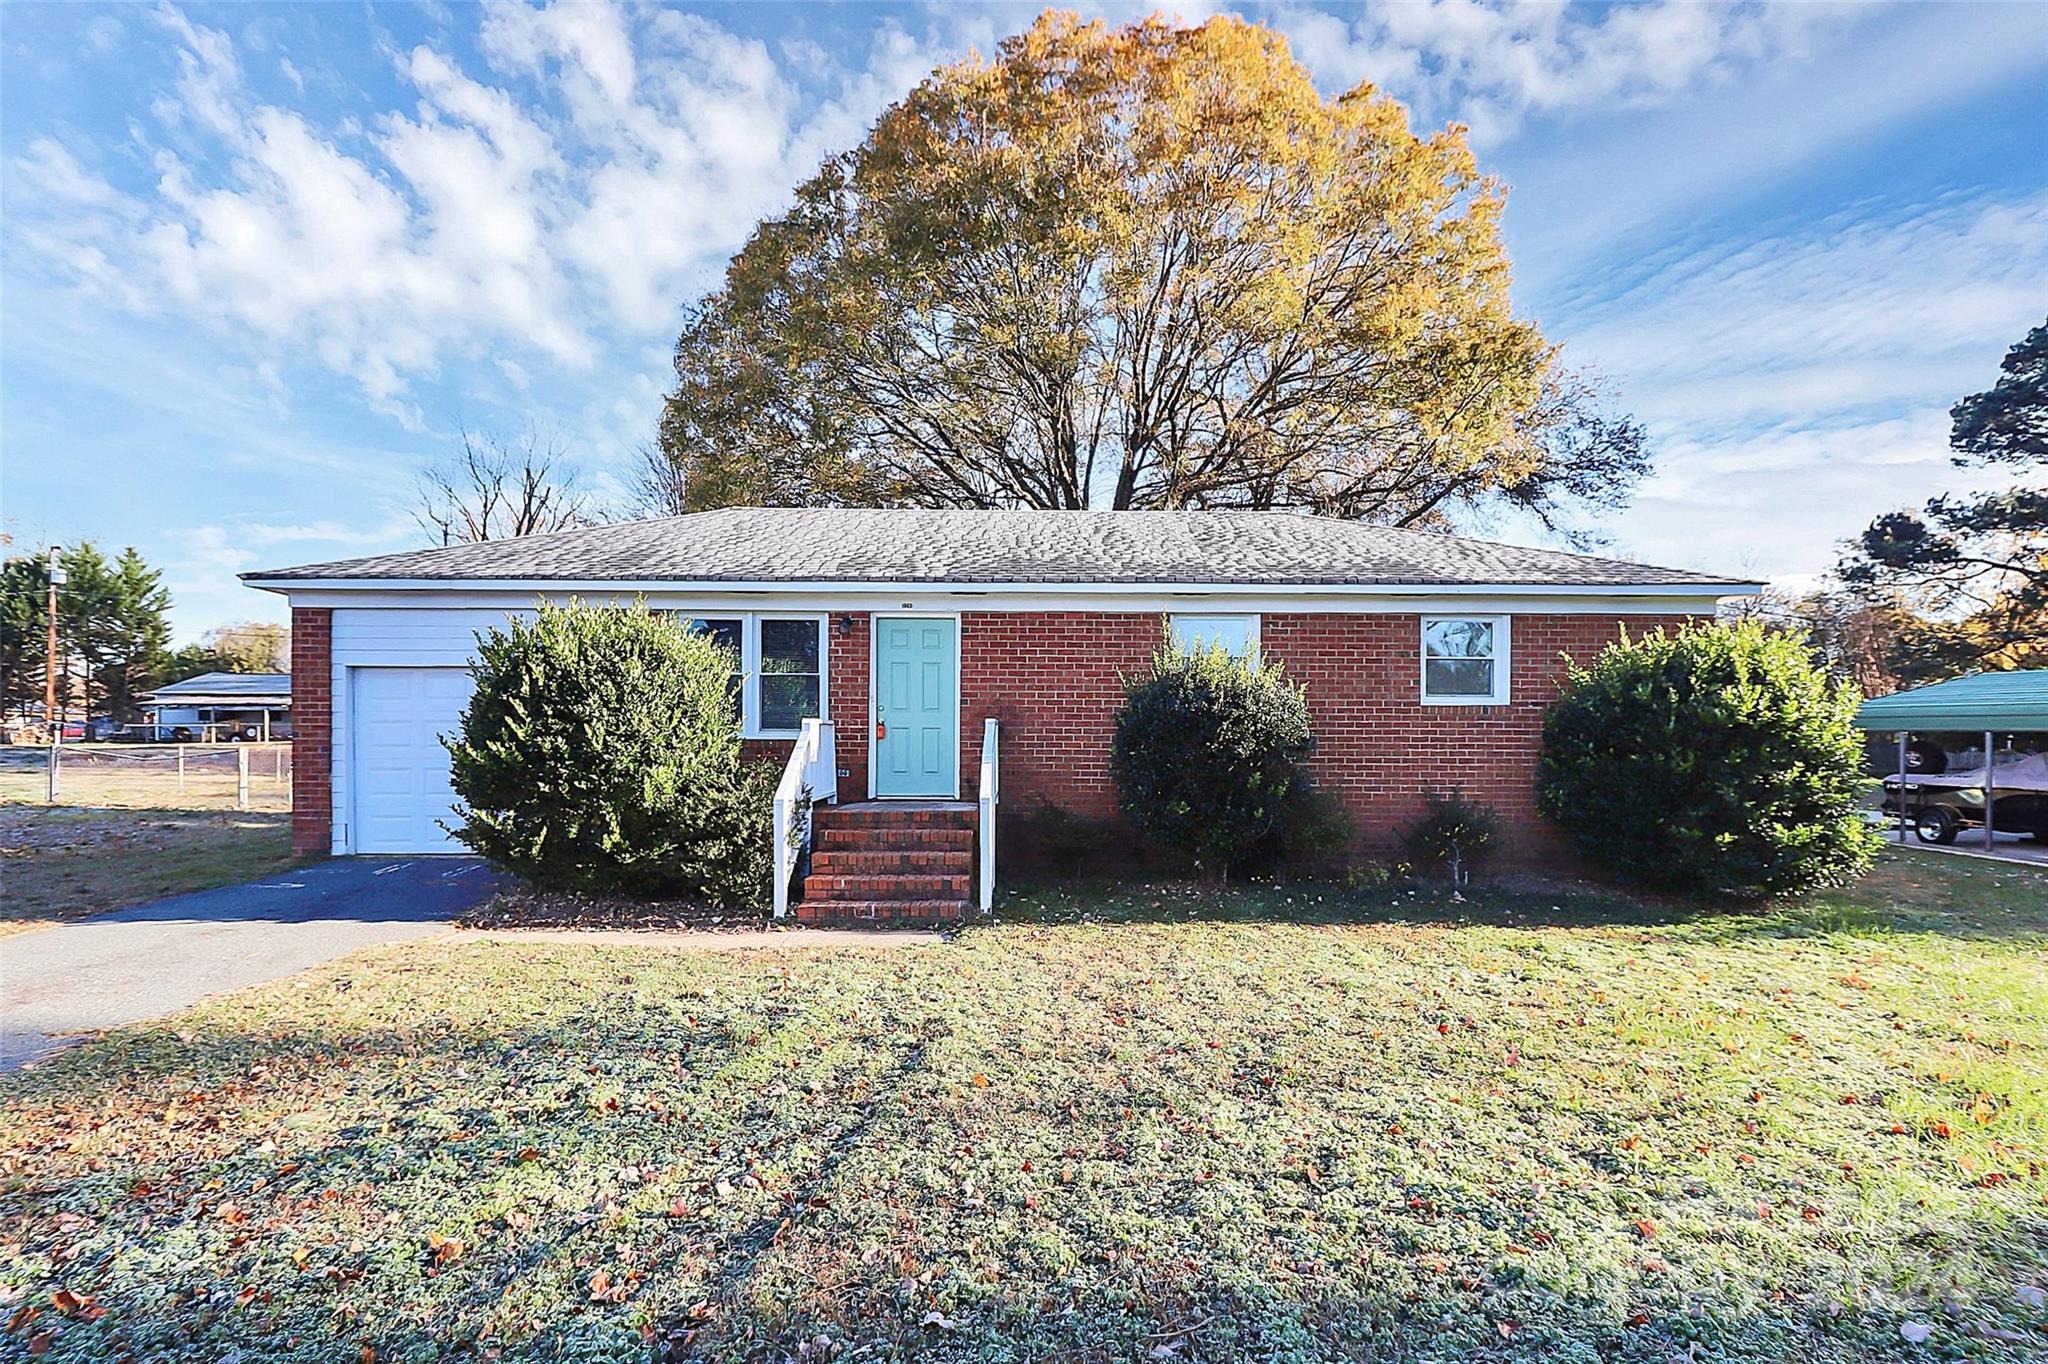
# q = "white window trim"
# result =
<box><xmin>1168</xmin><ymin>612</ymin><xmax>1261</xmax><ymax>661</ymax></box>
<box><xmin>684</xmin><ymin>613</ymin><xmax>829</xmax><ymax>739</ymax></box>
<box><xmin>1420</xmin><ymin>614</ymin><xmax>1511</xmax><ymax>706</ymax></box>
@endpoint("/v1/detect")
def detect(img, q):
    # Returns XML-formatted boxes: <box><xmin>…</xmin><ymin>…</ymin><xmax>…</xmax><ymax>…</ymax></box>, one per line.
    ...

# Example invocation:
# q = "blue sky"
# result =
<box><xmin>3</xmin><ymin>1</ymin><xmax>2044</xmax><ymax>641</ymax></box>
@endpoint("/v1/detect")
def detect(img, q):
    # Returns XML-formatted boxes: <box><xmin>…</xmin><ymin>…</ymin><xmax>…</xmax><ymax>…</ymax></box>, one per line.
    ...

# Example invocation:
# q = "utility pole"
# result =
<box><xmin>45</xmin><ymin>545</ymin><xmax>64</xmax><ymax>802</ymax></box>
<box><xmin>44</xmin><ymin>545</ymin><xmax>64</xmax><ymax>735</ymax></box>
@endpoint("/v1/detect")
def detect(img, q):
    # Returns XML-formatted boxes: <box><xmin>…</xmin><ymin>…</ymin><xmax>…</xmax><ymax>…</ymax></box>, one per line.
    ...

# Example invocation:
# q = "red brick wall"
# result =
<box><xmin>827</xmin><ymin>613</ymin><xmax>871</xmax><ymax>798</ymax></box>
<box><xmin>285</xmin><ymin>606</ymin><xmax>1698</xmax><ymax>866</ymax></box>
<box><xmin>943</xmin><ymin>609</ymin><xmax>1697</xmax><ymax>866</ymax></box>
<box><xmin>960</xmin><ymin>612</ymin><xmax>1159</xmax><ymax>818</ymax></box>
<box><xmin>1261</xmin><ymin>612</ymin><xmax>1695</xmax><ymax>862</ymax></box>
<box><xmin>289</xmin><ymin>607</ymin><xmax>332</xmax><ymax>857</ymax></box>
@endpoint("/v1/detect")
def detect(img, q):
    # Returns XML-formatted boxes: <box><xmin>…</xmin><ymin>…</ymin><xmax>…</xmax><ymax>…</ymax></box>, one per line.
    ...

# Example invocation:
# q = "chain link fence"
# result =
<box><xmin>0</xmin><ymin>743</ymin><xmax>292</xmax><ymax>812</ymax></box>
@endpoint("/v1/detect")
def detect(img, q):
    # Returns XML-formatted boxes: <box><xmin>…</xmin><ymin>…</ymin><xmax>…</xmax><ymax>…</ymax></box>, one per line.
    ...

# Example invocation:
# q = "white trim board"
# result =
<box><xmin>266</xmin><ymin>586</ymin><xmax>1744</xmax><ymax>616</ymax></box>
<box><xmin>250</xmin><ymin>575</ymin><xmax>1756</xmax><ymax>599</ymax></box>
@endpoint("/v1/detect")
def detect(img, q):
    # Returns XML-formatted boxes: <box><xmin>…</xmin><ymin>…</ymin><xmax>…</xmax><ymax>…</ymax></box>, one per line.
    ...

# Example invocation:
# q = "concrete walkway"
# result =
<box><xmin>1</xmin><ymin>856</ymin><xmax>503</xmax><ymax>1069</ymax></box>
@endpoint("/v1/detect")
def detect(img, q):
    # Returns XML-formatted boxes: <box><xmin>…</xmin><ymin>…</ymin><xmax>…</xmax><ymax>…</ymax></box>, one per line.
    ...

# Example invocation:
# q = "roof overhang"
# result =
<box><xmin>245</xmin><ymin>575</ymin><xmax>1759</xmax><ymax>601</ymax></box>
<box><xmin>1855</xmin><ymin>672</ymin><xmax>2048</xmax><ymax>733</ymax></box>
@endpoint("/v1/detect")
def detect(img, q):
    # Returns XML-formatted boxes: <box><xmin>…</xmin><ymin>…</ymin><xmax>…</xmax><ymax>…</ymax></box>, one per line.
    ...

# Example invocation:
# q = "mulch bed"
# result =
<box><xmin>454</xmin><ymin>883</ymin><xmax>783</xmax><ymax>934</ymax></box>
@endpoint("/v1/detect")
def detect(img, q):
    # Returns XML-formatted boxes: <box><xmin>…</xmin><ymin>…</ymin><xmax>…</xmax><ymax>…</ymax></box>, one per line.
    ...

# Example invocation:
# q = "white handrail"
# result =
<box><xmin>978</xmin><ymin>717</ymin><xmax>999</xmax><ymax>912</ymax></box>
<box><xmin>772</xmin><ymin>718</ymin><xmax>836</xmax><ymax>919</ymax></box>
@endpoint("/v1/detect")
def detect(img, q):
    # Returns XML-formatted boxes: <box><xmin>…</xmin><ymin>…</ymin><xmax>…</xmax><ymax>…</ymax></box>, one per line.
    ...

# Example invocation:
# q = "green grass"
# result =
<box><xmin>0</xmin><ymin>763</ymin><xmax>292</xmax><ymax>813</ymax></box>
<box><xmin>1</xmin><ymin>851</ymin><xmax>2042</xmax><ymax>1361</ymax></box>
<box><xmin>0</xmin><ymin>809</ymin><xmax>298</xmax><ymax>936</ymax></box>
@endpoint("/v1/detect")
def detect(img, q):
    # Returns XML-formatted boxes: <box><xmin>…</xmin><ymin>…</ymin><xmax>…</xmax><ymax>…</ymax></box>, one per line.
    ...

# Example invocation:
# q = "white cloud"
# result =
<box><xmin>148</xmin><ymin>0</ymin><xmax>246</xmax><ymax>141</ymax></box>
<box><xmin>1275</xmin><ymin>0</ymin><xmax>1857</xmax><ymax>142</ymax></box>
<box><xmin>480</xmin><ymin>0</ymin><xmax>639</xmax><ymax>118</ymax></box>
<box><xmin>232</xmin><ymin>516</ymin><xmax>413</xmax><ymax>547</ymax></box>
<box><xmin>13</xmin><ymin>138</ymin><xmax>129</xmax><ymax>209</ymax></box>
<box><xmin>1553</xmin><ymin>188</ymin><xmax>2048</xmax><ymax>585</ymax></box>
<box><xmin>1492</xmin><ymin>1</ymin><xmax>2048</xmax><ymax>292</ymax></box>
<box><xmin>1609</xmin><ymin>408</ymin><xmax>2031</xmax><ymax>585</ymax></box>
<box><xmin>80</xmin><ymin>14</ymin><xmax>125</xmax><ymax>57</ymax></box>
<box><xmin>1565</xmin><ymin>190</ymin><xmax>2048</xmax><ymax>426</ymax></box>
<box><xmin>11</xmin><ymin>1</ymin><xmax>956</xmax><ymax>406</ymax></box>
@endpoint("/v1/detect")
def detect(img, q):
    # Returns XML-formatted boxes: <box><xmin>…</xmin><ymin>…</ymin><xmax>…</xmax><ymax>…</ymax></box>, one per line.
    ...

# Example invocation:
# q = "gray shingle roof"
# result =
<box><xmin>244</xmin><ymin>509</ymin><xmax>1747</xmax><ymax>590</ymax></box>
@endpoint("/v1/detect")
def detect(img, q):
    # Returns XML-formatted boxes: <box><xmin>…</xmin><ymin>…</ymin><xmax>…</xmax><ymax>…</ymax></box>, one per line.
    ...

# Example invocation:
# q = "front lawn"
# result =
<box><xmin>0</xmin><ymin>808</ymin><xmax>298</xmax><ymax>936</ymax></box>
<box><xmin>1</xmin><ymin>852</ymin><xmax>2042</xmax><ymax>1361</ymax></box>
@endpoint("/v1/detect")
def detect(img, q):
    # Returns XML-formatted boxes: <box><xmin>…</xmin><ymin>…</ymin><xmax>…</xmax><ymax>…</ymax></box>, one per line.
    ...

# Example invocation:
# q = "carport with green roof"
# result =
<box><xmin>1855</xmin><ymin>670</ymin><xmax>2048</xmax><ymax>854</ymax></box>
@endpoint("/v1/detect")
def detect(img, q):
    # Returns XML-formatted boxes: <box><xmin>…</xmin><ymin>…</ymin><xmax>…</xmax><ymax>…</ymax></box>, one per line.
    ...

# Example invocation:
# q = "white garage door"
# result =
<box><xmin>349</xmin><ymin>667</ymin><xmax>474</xmax><ymax>854</ymax></box>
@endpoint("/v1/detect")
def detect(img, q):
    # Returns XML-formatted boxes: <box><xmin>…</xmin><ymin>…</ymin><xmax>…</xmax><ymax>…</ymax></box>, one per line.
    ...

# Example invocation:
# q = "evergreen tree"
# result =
<box><xmin>97</xmin><ymin>548</ymin><xmax>173</xmax><ymax>722</ymax></box>
<box><xmin>0</xmin><ymin>553</ymin><xmax>51</xmax><ymax>718</ymax></box>
<box><xmin>0</xmin><ymin>542</ymin><xmax>175</xmax><ymax>726</ymax></box>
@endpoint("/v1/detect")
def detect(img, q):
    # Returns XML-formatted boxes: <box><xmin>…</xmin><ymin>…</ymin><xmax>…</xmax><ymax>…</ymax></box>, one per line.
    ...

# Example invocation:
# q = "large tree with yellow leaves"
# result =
<box><xmin>659</xmin><ymin>13</ymin><xmax>1646</xmax><ymax>527</ymax></box>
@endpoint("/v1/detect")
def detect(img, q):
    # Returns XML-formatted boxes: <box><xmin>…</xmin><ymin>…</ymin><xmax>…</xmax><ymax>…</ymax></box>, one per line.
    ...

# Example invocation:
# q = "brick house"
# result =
<box><xmin>245</xmin><ymin>509</ymin><xmax>1754</xmax><ymax>921</ymax></box>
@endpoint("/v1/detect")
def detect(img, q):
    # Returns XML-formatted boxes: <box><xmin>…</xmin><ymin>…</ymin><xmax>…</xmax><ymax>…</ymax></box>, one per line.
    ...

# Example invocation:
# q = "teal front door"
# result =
<box><xmin>874</xmin><ymin>617</ymin><xmax>958</xmax><ymax>797</ymax></box>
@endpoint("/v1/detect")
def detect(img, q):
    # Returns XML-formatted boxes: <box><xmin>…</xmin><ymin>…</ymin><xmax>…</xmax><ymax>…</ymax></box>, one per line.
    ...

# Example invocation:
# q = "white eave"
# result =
<box><xmin>244</xmin><ymin>575</ymin><xmax>1756</xmax><ymax>596</ymax></box>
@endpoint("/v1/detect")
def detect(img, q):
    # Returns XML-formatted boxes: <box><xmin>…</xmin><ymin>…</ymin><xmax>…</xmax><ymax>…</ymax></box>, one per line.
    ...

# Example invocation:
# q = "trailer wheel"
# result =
<box><xmin>1914</xmin><ymin>807</ymin><xmax>1959</xmax><ymax>846</ymax></box>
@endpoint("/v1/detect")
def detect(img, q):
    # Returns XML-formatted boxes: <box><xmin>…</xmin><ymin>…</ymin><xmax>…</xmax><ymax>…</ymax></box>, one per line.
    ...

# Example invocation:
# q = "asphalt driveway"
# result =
<box><xmin>1</xmin><ymin>856</ymin><xmax>504</xmax><ymax>1069</ymax></box>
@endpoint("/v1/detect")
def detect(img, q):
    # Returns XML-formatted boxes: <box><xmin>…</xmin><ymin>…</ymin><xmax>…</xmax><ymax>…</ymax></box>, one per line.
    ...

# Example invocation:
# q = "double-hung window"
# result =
<box><xmin>1169</xmin><ymin>613</ymin><xmax>1260</xmax><ymax>662</ymax></box>
<box><xmin>757</xmin><ymin>617</ymin><xmax>822</xmax><ymax>733</ymax></box>
<box><xmin>1420</xmin><ymin>616</ymin><xmax>1509</xmax><ymax>705</ymax></box>
<box><xmin>685</xmin><ymin>617</ymin><xmax>745</xmax><ymax>717</ymax></box>
<box><xmin>682</xmin><ymin>614</ymin><xmax>827</xmax><ymax>737</ymax></box>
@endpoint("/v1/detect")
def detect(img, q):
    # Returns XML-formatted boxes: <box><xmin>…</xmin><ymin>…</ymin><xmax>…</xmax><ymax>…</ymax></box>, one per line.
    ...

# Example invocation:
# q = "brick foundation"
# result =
<box><xmin>289</xmin><ymin>606</ymin><xmax>333</xmax><ymax>857</ymax></box>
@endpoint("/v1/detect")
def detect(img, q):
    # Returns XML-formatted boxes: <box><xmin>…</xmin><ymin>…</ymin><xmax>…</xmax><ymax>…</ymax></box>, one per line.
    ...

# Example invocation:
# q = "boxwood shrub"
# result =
<box><xmin>445</xmin><ymin>600</ymin><xmax>774</xmax><ymax>907</ymax></box>
<box><xmin>1538</xmin><ymin>620</ymin><xmax>1879</xmax><ymax>897</ymax></box>
<box><xmin>1111</xmin><ymin>635</ymin><xmax>1315</xmax><ymax>879</ymax></box>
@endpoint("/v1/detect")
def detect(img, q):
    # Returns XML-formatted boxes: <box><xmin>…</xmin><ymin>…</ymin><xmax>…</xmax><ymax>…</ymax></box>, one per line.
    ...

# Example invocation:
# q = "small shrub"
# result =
<box><xmin>1345</xmin><ymin>861</ymin><xmax>1407</xmax><ymax>891</ymax></box>
<box><xmin>1402</xmin><ymin>790</ymin><xmax>1502</xmax><ymax>887</ymax></box>
<box><xmin>445</xmin><ymin>600</ymin><xmax>775</xmax><ymax>908</ymax></box>
<box><xmin>1110</xmin><ymin>632</ymin><xmax>1314</xmax><ymax>879</ymax></box>
<box><xmin>1273</xmin><ymin>780</ymin><xmax>1356</xmax><ymax>872</ymax></box>
<box><xmin>1019</xmin><ymin>798</ymin><xmax>1118</xmax><ymax>878</ymax></box>
<box><xmin>1538</xmin><ymin>620</ymin><xmax>1880</xmax><ymax>897</ymax></box>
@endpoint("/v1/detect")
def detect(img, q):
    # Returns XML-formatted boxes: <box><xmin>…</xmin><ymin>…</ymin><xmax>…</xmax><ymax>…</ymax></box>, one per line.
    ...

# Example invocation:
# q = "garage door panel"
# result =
<box><xmin>350</xmin><ymin>667</ymin><xmax>473</xmax><ymax>854</ymax></box>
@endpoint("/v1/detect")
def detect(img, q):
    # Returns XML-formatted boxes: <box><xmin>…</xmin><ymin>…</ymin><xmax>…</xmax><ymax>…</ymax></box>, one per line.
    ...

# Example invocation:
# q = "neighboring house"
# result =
<box><xmin>140</xmin><ymin>671</ymin><xmax>292</xmax><ymax>741</ymax></box>
<box><xmin>243</xmin><ymin>509</ymin><xmax>1755</xmax><ymax>918</ymax></box>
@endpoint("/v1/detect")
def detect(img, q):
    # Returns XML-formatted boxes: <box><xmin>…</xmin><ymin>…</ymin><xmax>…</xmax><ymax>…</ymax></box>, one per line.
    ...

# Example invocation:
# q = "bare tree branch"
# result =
<box><xmin>627</xmin><ymin>441</ymin><xmax>690</xmax><ymax>518</ymax></box>
<box><xmin>413</xmin><ymin>427</ymin><xmax>602</xmax><ymax>544</ymax></box>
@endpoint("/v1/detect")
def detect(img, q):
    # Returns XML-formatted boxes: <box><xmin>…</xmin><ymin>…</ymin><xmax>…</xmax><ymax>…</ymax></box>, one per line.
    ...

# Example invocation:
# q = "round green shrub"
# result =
<box><xmin>1110</xmin><ymin>637</ymin><xmax>1314</xmax><ymax>878</ymax></box>
<box><xmin>446</xmin><ymin>600</ymin><xmax>774</xmax><ymax>907</ymax></box>
<box><xmin>1538</xmin><ymin>620</ymin><xmax>1880</xmax><ymax>897</ymax></box>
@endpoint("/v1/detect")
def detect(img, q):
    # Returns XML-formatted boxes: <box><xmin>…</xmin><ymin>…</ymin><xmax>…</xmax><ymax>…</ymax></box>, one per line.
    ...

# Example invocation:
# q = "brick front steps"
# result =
<box><xmin>794</xmin><ymin>802</ymin><xmax>977</xmax><ymax>926</ymax></box>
